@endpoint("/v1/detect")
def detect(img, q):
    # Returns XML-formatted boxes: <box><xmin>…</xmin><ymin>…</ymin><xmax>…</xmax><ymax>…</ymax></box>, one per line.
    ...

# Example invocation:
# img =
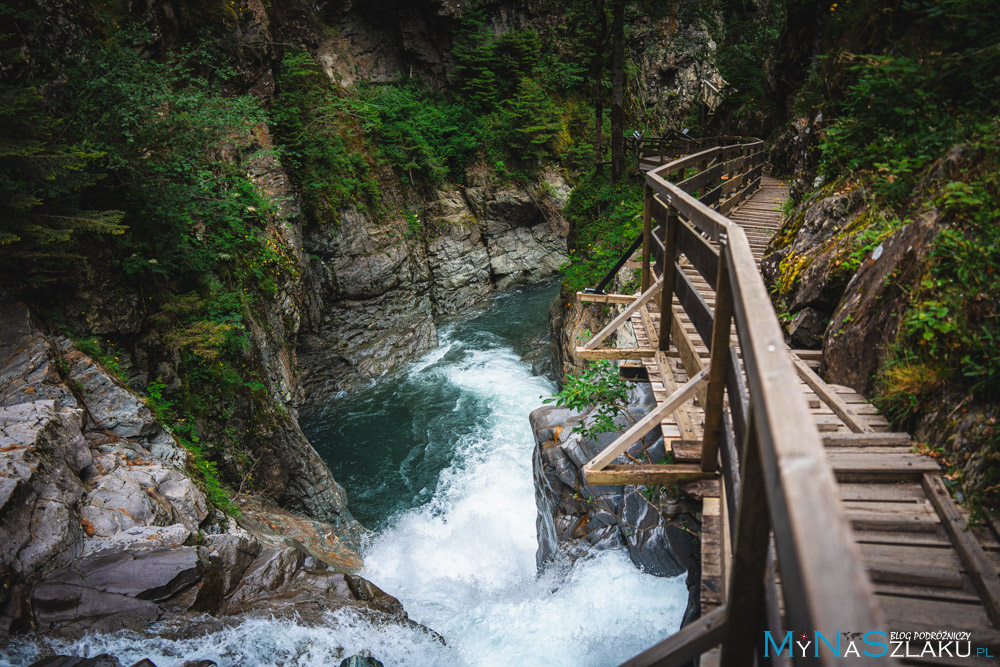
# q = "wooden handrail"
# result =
<box><xmin>641</xmin><ymin>144</ymin><xmax>886</xmax><ymax>662</ymax></box>
<box><xmin>582</xmin><ymin>139</ymin><xmax>888</xmax><ymax>665</ymax></box>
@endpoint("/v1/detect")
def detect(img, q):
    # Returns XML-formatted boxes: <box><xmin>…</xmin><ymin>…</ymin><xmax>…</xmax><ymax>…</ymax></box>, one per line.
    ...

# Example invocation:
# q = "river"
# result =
<box><xmin>0</xmin><ymin>281</ymin><xmax>687</xmax><ymax>667</ymax></box>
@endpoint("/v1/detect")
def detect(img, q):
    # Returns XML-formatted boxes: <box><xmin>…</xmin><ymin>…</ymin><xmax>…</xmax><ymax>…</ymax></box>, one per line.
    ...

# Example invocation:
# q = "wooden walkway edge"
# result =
<box><xmin>577</xmin><ymin>149</ymin><xmax>1000</xmax><ymax>665</ymax></box>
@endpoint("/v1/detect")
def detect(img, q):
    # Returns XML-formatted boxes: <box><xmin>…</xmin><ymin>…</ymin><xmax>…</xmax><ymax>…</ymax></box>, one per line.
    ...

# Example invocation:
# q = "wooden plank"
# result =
<box><xmin>830</xmin><ymin>452</ymin><xmax>941</xmax><ymax>481</ymax></box>
<box><xmin>648</xmin><ymin>145</ymin><xmax>723</xmax><ymax>184</ymax></box>
<box><xmin>861</xmin><ymin>543</ymin><xmax>965</xmax><ymax>589</ymax></box>
<box><xmin>583</xmin><ymin>277</ymin><xmax>662</xmax><ymax>349</ymax></box>
<box><xmin>701</xmin><ymin>183</ymin><xmax>722</xmax><ymax>209</ymax></box>
<box><xmin>576</xmin><ymin>347</ymin><xmax>658</xmax><ymax>360</ymax></box>
<box><xmin>725</xmin><ymin>346</ymin><xmax>748</xmax><ymax>446</ymax></box>
<box><xmin>823</xmin><ymin>432</ymin><xmax>913</xmax><ymax>447</ymax></box>
<box><xmin>838</xmin><ymin>483</ymin><xmax>926</xmax><ymax>502</ymax></box>
<box><xmin>619</xmin><ymin>605</ymin><xmax>728</xmax><ymax>667</ymax></box>
<box><xmin>641</xmin><ymin>184</ymin><xmax>653</xmax><ymax>292</ymax></box>
<box><xmin>655</xmin><ymin>352</ymin><xmax>697</xmax><ymax>441</ymax></box>
<box><xmin>673</xmin><ymin>265</ymin><xmax>714</xmax><ymax>346</ymax></box>
<box><xmin>720</xmin><ymin>407</ymin><xmax>770</xmax><ymax>667</ymax></box>
<box><xmin>659</xmin><ymin>207</ymin><xmax>679</xmax><ymax>350</ymax></box>
<box><xmin>677</xmin><ymin>162</ymin><xmax>724</xmax><ymax>195</ymax></box>
<box><xmin>670</xmin><ymin>305</ymin><xmax>708</xmax><ymax>409</ymax></box>
<box><xmin>923</xmin><ymin>473</ymin><xmax>1000</xmax><ymax>628</ymax></box>
<box><xmin>672</xmin><ymin>440</ymin><xmax>702</xmax><ymax>462</ymax></box>
<box><xmin>584</xmin><ymin>367</ymin><xmax>710</xmax><ymax>472</ymax></box>
<box><xmin>585</xmin><ymin>463</ymin><xmax>716</xmax><ymax>485</ymax></box>
<box><xmin>852</xmin><ymin>528</ymin><xmax>952</xmax><ymax>548</ymax></box>
<box><xmin>702</xmin><ymin>497</ymin><xmax>724</xmax><ymax>609</ymax></box>
<box><xmin>879</xmin><ymin>595</ymin><xmax>997</xmax><ymax>634</ymax></box>
<box><xmin>874</xmin><ymin>581</ymin><xmax>981</xmax><ymax>604</ymax></box>
<box><xmin>720</xmin><ymin>411</ymin><xmax>742</xmax><ymax>527</ymax></box>
<box><xmin>577</xmin><ymin>292</ymin><xmax>637</xmax><ymax>304</ymax></box>
<box><xmin>648</xmin><ymin>183</ymin><xmax>725</xmax><ymax>242</ymax></box>
<box><xmin>790</xmin><ymin>352</ymin><xmax>873</xmax><ymax>433</ymax></box>
<box><xmin>638</xmin><ymin>301</ymin><xmax>659</xmax><ymax>350</ymax></box>
<box><xmin>847</xmin><ymin>511</ymin><xmax>941</xmax><ymax>534</ymax></box>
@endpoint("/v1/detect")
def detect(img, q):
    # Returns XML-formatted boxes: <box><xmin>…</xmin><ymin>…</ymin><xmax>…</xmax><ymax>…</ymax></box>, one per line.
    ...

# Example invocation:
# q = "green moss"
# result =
<box><xmin>774</xmin><ymin>251</ymin><xmax>813</xmax><ymax>297</ymax></box>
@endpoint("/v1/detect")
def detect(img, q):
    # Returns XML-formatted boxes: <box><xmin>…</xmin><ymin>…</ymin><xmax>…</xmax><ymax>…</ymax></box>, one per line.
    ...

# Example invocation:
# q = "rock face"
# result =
<box><xmin>0</xmin><ymin>300</ymin><xmax>425</xmax><ymax>643</ymax></box>
<box><xmin>823</xmin><ymin>212</ymin><xmax>938</xmax><ymax>394</ymax></box>
<box><xmin>529</xmin><ymin>384</ymin><xmax>700</xmax><ymax>618</ymax></box>
<box><xmin>299</xmin><ymin>173</ymin><xmax>569</xmax><ymax>397</ymax></box>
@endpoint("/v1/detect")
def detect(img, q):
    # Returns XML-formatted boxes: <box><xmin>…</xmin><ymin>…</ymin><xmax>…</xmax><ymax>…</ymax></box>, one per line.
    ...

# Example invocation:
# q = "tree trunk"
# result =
<box><xmin>592</xmin><ymin>0</ymin><xmax>607</xmax><ymax>169</ymax></box>
<box><xmin>610</xmin><ymin>0</ymin><xmax>626</xmax><ymax>180</ymax></box>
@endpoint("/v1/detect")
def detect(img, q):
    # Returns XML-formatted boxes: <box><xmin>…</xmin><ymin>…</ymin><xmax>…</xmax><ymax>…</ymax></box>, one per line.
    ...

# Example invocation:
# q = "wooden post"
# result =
<box><xmin>640</xmin><ymin>185</ymin><xmax>653</xmax><ymax>292</ymax></box>
<box><xmin>658</xmin><ymin>204</ymin><xmax>678</xmax><ymax>351</ymax></box>
<box><xmin>701</xmin><ymin>231</ymin><xmax>735</xmax><ymax>473</ymax></box>
<box><xmin>720</xmin><ymin>407</ymin><xmax>771</xmax><ymax>667</ymax></box>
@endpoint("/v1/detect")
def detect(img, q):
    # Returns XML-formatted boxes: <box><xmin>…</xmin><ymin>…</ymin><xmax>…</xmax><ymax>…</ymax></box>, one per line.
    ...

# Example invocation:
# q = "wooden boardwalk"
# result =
<box><xmin>623</xmin><ymin>176</ymin><xmax>1000</xmax><ymax>665</ymax></box>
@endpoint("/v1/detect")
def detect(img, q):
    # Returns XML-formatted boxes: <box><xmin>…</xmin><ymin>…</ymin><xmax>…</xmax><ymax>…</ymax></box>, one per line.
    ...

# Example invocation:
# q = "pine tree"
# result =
<box><xmin>0</xmin><ymin>86</ymin><xmax>126</xmax><ymax>277</ymax></box>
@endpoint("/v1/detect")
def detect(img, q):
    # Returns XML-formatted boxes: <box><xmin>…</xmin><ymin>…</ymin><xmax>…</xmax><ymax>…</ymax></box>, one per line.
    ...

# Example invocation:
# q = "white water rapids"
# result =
<box><xmin>1</xmin><ymin>284</ymin><xmax>688</xmax><ymax>666</ymax></box>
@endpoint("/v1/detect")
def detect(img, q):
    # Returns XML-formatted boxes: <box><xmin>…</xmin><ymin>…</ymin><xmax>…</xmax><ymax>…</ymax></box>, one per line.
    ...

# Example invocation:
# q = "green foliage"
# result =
<box><xmin>50</xmin><ymin>28</ymin><xmax>282</xmax><ymax>292</ymax></box>
<box><xmin>0</xmin><ymin>86</ymin><xmax>126</xmax><ymax>280</ymax></box>
<box><xmin>560</xmin><ymin>170</ymin><xmax>644</xmax><ymax>292</ymax></box>
<box><xmin>354</xmin><ymin>81</ymin><xmax>482</xmax><ymax>184</ymax></box>
<box><xmin>903</xmin><ymin>176</ymin><xmax>1000</xmax><ymax>399</ymax></box>
<box><xmin>272</xmin><ymin>50</ymin><xmax>379</xmax><ymax>222</ymax></box>
<box><xmin>715</xmin><ymin>0</ymin><xmax>784</xmax><ymax>126</ymax></box>
<box><xmin>805</xmin><ymin>0</ymin><xmax>1000</xmax><ymax>204</ymax></box>
<box><xmin>452</xmin><ymin>16</ymin><xmax>543</xmax><ymax>110</ymax></box>
<box><xmin>0</xmin><ymin>25</ymin><xmax>307</xmax><ymax>511</ymax></box>
<box><xmin>543</xmin><ymin>360</ymin><xmax>635</xmax><ymax>441</ymax></box>
<box><xmin>499</xmin><ymin>77</ymin><xmax>562</xmax><ymax>164</ymax></box>
<box><xmin>448</xmin><ymin>14</ymin><xmax>589</xmax><ymax>169</ymax></box>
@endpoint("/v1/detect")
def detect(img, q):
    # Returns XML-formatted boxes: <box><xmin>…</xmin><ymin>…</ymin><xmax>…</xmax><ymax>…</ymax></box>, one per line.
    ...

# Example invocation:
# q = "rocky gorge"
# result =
<box><xmin>0</xmin><ymin>299</ymin><xmax>440</xmax><ymax>663</ymax></box>
<box><xmin>0</xmin><ymin>0</ymin><xmax>743</xmax><ymax>663</ymax></box>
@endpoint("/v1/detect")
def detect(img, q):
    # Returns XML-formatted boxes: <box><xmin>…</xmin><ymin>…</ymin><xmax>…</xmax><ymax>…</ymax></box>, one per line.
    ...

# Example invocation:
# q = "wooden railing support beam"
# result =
<box><xmin>700</xmin><ymin>234</ymin><xmax>735</xmax><ymax>473</ymax></box>
<box><xmin>583</xmin><ymin>278</ymin><xmax>662</xmax><ymax>350</ymax></box>
<box><xmin>641</xmin><ymin>185</ymin><xmax>653</xmax><ymax>292</ymax></box>
<box><xmin>618</xmin><ymin>605</ymin><xmax>728</xmax><ymax>667</ymax></box>
<box><xmin>658</xmin><ymin>206</ymin><xmax>678</xmax><ymax>351</ymax></box>
<box><xmin>720</xmin><ymin>408</ymin><xmax>770</xmax><ymax>667</ymax></box>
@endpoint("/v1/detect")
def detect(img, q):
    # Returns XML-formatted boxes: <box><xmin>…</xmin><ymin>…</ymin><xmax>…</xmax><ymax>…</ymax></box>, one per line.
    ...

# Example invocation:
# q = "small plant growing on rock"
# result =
<box><xmin>543</xmin><ymin>360</ymin><xmax>635</xmax><ymax>441</ymax></box>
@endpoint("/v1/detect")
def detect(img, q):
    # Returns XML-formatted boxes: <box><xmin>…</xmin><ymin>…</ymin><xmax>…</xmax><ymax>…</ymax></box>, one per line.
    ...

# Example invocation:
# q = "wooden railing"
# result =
<box><xmin>575</xmin><ymin>141</ymin><xmax>888</xmax><ymax>664</ymax></box>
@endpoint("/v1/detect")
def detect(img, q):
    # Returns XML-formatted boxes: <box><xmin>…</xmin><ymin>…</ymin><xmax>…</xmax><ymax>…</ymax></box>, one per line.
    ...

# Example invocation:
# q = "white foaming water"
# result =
<box><xmin>358</xmin><ymin>342</ymin><xmax>689</xmax><ymax>666</ymax></box>
<box><xmin>0</xmin><ymin>289</ymin><xmax>689</xmax><ymax>667</ymax></box>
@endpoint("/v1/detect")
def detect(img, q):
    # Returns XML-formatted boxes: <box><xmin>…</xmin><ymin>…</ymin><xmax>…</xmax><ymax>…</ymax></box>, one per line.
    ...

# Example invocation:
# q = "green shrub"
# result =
<box><xmin>272</xmin><ymin>50</ymin><xmax>379</xmax><ymax>222</ymax></box>
<box><xmin>544</xmin><ymin>360</ymin><xmax>635</xmax><ymax>441</ymax></box>
<box><xmin>354</xmin><ymin>82</ymin><xmax>482</xmax><ymax>184</ymax></box>
<box><xmin>0</xmin><ymin>86</ymin><xmax>126</xmax><ymax>281</ymax></box>
<box><xmin>560</xmin><ymin>170</ymin><xmax>644</xmax><ymax>293</ymax></box>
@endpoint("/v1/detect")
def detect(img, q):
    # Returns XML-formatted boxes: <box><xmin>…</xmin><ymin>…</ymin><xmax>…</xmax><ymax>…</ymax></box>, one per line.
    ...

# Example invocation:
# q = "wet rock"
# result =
<box><xmin>300</xmin><ymin>174</ymin><xmax>568</xmax><ymax>397</ymax></box>
<box><xmin>81</xmin><ymin>525</ymin><xmax>191</xmax><ymax>557</ymax></box>
<box><xmin>531</xmin><ymin>383</ymin><xmax>697</xmax><ymax>576</ymax></box>
<box><xmin>233</xmin><ymin>494</ymin><xmax>362</xmax><ymax>572</ymax></box>
<box><xmin>340</xmin><ymin>657</ymin><xmax>384</xmax><ymax>667</ymax></box>
<box><xmin>31</xmin><ymin>547</ymin><xmax>208</xmax><ymax>635</ymax></box>
<box><xmin>824</xmin><ymin>212</ymin><xmax>938</xmax><ymax>394</ymax></box>
<box><xmin>0</xmin><ymin>400</ymin><xmax>87</xmax><ymax>583</ymax></box>
<box><xmin>620</xmin><ymin>488</ymin><xmax>694</xmax><ymax>577</ymax></box>
<box><xmin>788</xmin><ymin>307</ymin><xmax>827</xmax><ymax>349</ymax></box>
<box><xmin>344</xmin><ymin>574</ymin><xmax>405</xmax><ymax>617</ymax></box>
<box><xmin>0</xmin><ymin>301</ymin><xmax>368</xmax><ymax>640</ymax></box>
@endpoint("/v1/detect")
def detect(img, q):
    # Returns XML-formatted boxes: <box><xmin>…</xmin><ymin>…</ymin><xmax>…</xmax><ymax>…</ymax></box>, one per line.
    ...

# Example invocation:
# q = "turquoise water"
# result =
<box><xmin>0</xmin><ymin>281</ymin><xmax>688</xmax><ymax>667</ymax></box>
<box><xmin>302</xmin><ymin>280</ymin><xmax>561</xmax><ymax>527</ymax></box>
